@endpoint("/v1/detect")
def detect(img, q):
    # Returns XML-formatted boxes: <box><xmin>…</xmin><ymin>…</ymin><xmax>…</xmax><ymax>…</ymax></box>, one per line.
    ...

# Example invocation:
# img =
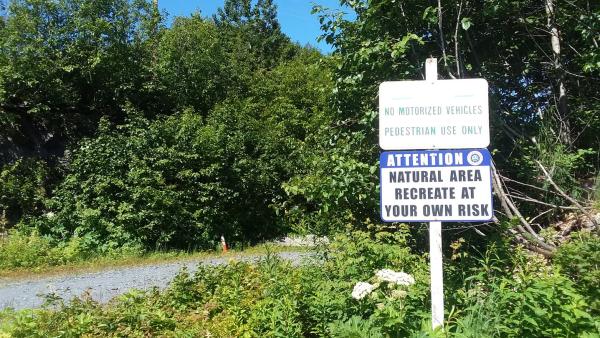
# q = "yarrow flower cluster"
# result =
<box><xmin>375</xmin><ymin>269</ymin><xmax>415</xmax><ymax>286</ymax></box>
<box><xmin>351</xmin><ymin>270</ymin><xmax>415</xmax><ymax>300</ymax></box>
<box><xmin>351</xmin><ymin>282</ymin><xmax>375</xmax><ymax>300</ymax></box>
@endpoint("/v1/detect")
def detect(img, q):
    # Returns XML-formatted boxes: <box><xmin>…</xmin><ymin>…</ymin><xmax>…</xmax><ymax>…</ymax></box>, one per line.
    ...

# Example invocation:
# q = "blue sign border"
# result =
<box><xmin>380</xmin><ymin>149</ymin><xmax>491</xmax><ymax>168</ymax></box>
<box><xmin>379</xmin><ymin>148</ymin><xmax>494</xmax><ymax>223</ymax></box>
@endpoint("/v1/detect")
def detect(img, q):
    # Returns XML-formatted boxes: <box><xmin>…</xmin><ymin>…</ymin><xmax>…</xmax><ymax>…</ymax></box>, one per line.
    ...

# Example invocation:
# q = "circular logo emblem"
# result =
<box><xmin>466</xmin><ymin>151</ymin><xmax>484</xmax><ymax>166</ymax></box>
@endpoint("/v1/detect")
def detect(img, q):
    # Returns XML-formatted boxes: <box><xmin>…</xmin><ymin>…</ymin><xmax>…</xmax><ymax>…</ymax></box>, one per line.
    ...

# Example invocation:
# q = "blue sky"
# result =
<box><xmin>159</xmin><ymin>1</ymin><xmax>352</xmax><ymax>53</ymax></box>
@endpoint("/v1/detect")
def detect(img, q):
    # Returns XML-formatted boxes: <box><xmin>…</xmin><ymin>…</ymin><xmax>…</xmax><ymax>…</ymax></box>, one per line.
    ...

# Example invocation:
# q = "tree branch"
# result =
<box><xmin>453</xmin><ymin>0</ymin><xmax>464</xmax><ymax>78</ymax></box>
<box><xmin>436</xmin><ymin>0</ymin><xmax>455</xmax><ymax>79</ymax></box>
<box><xmin>492</xmin><ymin>164</ymin><xmax>557</xmax><ymax>253</ymax></box>
<box><xmin>535</xmin><ymin>160</ymin><xmax>599</xmax><ymax>233</ymax></box>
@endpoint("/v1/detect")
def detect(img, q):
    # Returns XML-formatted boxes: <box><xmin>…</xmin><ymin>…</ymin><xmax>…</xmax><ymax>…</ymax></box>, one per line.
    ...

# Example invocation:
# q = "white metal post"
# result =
<box><xmin>425</xmin><ymin>58</ymin><xmax>444</xmax><ymax>330</ymax></box>
<box><xmin>429</xmin><ymin>221</ymin><xmax>444</xmax><ymax>329</ymax></box>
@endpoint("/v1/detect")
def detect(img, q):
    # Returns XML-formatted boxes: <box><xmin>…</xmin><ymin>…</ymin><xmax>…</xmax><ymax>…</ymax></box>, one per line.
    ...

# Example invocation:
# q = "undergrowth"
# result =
<box><xmin>0</xmin><ymin>229</ymin><xmax>300</xmax><ymax>279</ymax></box>
<box><xmin>0</xmin><ymin>227</ymin><xmax>597</xmax><ymax>337</ymax></box>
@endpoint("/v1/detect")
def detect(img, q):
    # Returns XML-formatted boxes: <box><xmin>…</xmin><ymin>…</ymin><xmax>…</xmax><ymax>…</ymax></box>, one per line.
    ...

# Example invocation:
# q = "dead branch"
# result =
<box><xmin>505</xmin><ymin>190</ymin><xmax>579</xmax><ymax>210</ymax></box>
<box><xmin>453</xmin><ymin>0</ymin><xmax>464</xmax><ymax>78</ymax></box>
<box><xmin>492</xmin><ymin>164</ymin><xmax>556</xmax><ymax>253</ymax></box>
<box><xmin>535</xmin><ymin>160</ymin><xmax>599</xmax><ymax>233</ymax></box>
<box><xmin>436</xmin><ymin>0</ymin><xmax>456</xmax><ymax>78</ymax></box>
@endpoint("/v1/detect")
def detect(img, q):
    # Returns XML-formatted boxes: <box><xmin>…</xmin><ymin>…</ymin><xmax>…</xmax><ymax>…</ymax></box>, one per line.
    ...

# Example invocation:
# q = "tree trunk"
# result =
<box><xmin>545</xmin><ymin>0</ymin><xmax>572</xmax><ymax>147</ymax></box>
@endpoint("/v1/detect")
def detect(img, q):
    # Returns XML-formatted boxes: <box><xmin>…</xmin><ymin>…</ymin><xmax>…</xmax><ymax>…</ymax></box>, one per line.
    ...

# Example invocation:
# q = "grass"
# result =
<box><xmin>0</xmin><ymin>244</ymin><xmax>308</xmax><ymax>283</ymax></box>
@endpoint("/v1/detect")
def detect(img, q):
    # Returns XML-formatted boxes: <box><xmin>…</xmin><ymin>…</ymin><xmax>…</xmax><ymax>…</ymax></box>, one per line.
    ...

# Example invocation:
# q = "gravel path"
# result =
<box><xmin>0</xmin><ymin>252</ymin><xmax>310</xmax><ymax>311</ymax></box>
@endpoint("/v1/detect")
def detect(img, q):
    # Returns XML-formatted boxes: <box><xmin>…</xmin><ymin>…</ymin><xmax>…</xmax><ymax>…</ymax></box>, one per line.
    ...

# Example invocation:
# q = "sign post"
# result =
<box><xmin>378</xmin><ymin>58</ymin><xmax>493</xmax><ymax>330</ymax></box>
<box><xmin>430</xmin><ymin>220</ymin><xmax>443</xmax><ymax>328</ymax></box>
<box><xmin>426</xmin><ymin>58</ymin><xmax>444</xmax><ymax>330</ymax></box>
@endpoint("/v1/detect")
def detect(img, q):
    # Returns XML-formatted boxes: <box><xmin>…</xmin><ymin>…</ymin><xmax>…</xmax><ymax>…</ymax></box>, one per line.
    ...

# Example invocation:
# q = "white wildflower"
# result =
<box><xmin>45</xmin><ymin>212</ymin><xmax>55</xmax><ymax>219</ymax></box>
<box><xmin>391</xmin><ymin>289</ymin><xmax>407</xmax><ymax>299</ymax></box>
<box><xmin>351</xmin><ymin>281</ymin><xmax>375</xmax><ymax>300</ymax></box>
<box><xmin>375</xmin><ymin>269</ymin><xmax>415</xmax><ymax>286</ymax></box>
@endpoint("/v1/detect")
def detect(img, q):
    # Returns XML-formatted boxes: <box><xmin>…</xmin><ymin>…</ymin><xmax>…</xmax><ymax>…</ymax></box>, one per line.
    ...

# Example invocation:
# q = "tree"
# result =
<box><xmin>154</xmin><ymin>16</ymin><xmax>237</xmax><ymax>114</ymax></box>
<box><xmin>213</xmin><ymin>0</ymin><xmax>297</xmax><ymax>69</ymax></box>
<box><xmin>0</xmin><ymin>0</ymin><xmax>159</xmax><ymax>165</ymax></box>
<box><xmin>298</xmin><ymin>0</ymin><xmax>600</xmax><ymax>252</ymax></box>
<box><xmin>33</xmin><ymin>47</ymin><xmax>332</xmax><ymax>251</ymax></box>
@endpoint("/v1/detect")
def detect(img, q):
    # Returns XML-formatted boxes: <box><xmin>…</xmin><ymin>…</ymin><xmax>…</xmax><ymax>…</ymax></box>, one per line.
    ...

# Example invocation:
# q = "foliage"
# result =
<box><xmin>281</xmin><ymin>128</ymin><xmax>379</xmax><ymax>234</ymax></box>
<box><xmin>458</xmin><ymin>261</ymin><xmax>596</xmax><ymax>337</ymax></box>
<box><xmin>2</xmin><ymin>231</ymin><xmax>598</xmax><ymax>337</ymax></box>
<box><xmin>0</xmin><ymin>158</ymin><xmax>48</xmax><ymax>227</ymax></box>
<box><xmin>154</xmin><ymin>15</ymin><xmax>244</xmax><ymax>114</ymax></box>
<box><xmin>554</xmin><ymin>233</ymin><xmax>600</xmax><ymax>315</ymax></box>
<box><xmin>300</xmin><ymin>0</ymin><xmax>600</xmax><ymax>231</ymax></box>
<box><xmin>214</xmin><ymin>0</ymin><xmax>297</xmax><ymax>70</ymax></box>
<box><xmin>32</xmin><ymin>48</ymin><xmax>332</xmax><ymax>252</ymax></box>
<box><xmin>444</xmin><ymin>238</ymin><xmax>600</xmax><ymax>337</ymax></box>
<box><xmin>328</xmin><ymin>316</ymin><xmax>385</xmax><ymax>338</ymax></box>
<box><xmin>0</xmin><ymin>230</ymin><xmax>87</xmax><ymax>269</ymax></box>
<box><xmin>1</xmin><ymin>0</ymin><xmax>333</xmax><ymax>252</ymax></box>
<box><xmin>0</xmin><ymin>0</ymin><xmax>158</xmax><ymax>163</ymax></box>
<box><xmin>35</xmin><ymin>112</ymin><xmax>252</xmax><ymax>251</ymax></box>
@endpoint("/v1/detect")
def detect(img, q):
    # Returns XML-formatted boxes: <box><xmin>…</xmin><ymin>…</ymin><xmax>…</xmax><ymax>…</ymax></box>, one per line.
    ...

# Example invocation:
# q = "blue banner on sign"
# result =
<box><xmin>380</xmin><ymin>149</ymin><xmax>491</xmax><ymax>168</ymax></box>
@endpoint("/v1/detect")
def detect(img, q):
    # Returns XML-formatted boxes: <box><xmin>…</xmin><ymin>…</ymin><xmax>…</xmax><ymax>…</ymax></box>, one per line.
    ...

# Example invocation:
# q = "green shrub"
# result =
<box><xmin>281</xmin><ymin>135</ymin><xmax>379</xmax><ymax>235</ymax></box>
<box><xmin>36</xmin><ymin>113</ymin><xmax>259</xmax><ymax>252</ymax></box>
<box><xmin>0</xmin><ymin>230</ymin><xmax>100</xmax><ymax>270</ymax></box>
<box><xmin>554</xmin><ymin>233</ymin><xmax>600</xmax><ymax>315</ymax></box>
<box><xmin>0</xmin><ymin>230</ymin><xmax>56</xmax><ymax>269</ymax></box>
<box><xmin>0</xmin><ymin>159</ymin><xmax>48</xmax><ymax>228</ymax></box>
<box><xmin>328</xmin><ymin>316</ymin><xmax>385</xmax><ymax>338</ymax></box>
<box><xmin>454</xmin><ymin>270</ymin><xmax>597</xmax><ymax>337</ymax></box>
<box><xmin>451</xmin><ymin>244</ymin><xmax>599</xmax><ymax>337</ymax></box>
<box><xmin>296</xmin><ymin>226</ymin><xmax>429</xmax><ymax>337</ymax></box>
<box><xmin>29</xmin><ymin>48</ymin><xmax>331</xmax><ymax>252</ymax></box>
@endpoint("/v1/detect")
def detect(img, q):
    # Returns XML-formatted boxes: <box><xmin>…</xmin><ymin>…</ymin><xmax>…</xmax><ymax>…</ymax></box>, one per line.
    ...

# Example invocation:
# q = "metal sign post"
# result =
<box><xmin>426</xmin><ymin>58</ymin><xmax>444</xmax><ymax>330</ymax></box>
<box><xmin>429</xmin><ymin>220</ymin><xmax>444</xmax><ymax>329</ymax></box>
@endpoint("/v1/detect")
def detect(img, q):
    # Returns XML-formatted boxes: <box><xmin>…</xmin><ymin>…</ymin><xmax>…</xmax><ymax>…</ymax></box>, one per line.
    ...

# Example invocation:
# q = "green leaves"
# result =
<box><xmin>392</xmin><ymin>33</ymin><xmax>423</xmax><ymax>59</ymax></box>
<box><xmin>0</xmin><ymin>159</ymin><xmax>49</xmax><ymax>226</ymax></box>
<box><xmin>460</xmin><ymin>17</ymin><xmax>472</xmax><ymax>30</ymax></box>
<box><xmin>422</xmin><ymin>6</ymin><xmax>437</xmax><ymax>24</ymax></box>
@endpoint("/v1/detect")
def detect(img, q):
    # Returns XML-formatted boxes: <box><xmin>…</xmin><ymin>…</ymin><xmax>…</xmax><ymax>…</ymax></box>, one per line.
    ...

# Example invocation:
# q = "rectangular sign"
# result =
<box><xmin>379</xmin><ymin>79</ymin><xmax>489</xmax><ymax>150</ymax></box>
<box><xmin>380</xmin><ymin>149</ymin><xmax>493</xmax><ymax>222</ymax></box>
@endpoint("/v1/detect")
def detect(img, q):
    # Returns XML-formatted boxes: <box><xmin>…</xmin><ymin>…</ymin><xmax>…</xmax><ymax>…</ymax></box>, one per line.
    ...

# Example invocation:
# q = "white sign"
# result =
<box><xmin>379</xmin><ymin>79</ymin><xmax>489</xmax><ymax>150</ymax></box>
<box><xmin>380</xmin><ymin>149</ymin><xmax>493</xmax><ymax>222</ymax></box>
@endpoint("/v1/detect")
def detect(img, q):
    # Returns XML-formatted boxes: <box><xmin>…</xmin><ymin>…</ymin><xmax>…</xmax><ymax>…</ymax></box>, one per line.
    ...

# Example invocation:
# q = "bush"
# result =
<box><xmin>0</xmin><ymin>230</ymin><xmax>91</xmax><ymax>269</ymax></box>
<box><xmin>0</xmin><ymin>230</ymin><xmax>56</xmax><ymax>269</ymax></box>
<box><xmin>35</xmin><ymin>105</ymin><xmax>315</xmax><ymax>251</ymax></box>
<box><xmin>0</xmin><ymin>227</ymin><xmax>141</xmax><ymax>271</ymax></box>
<box><xmin>29</xmin><ymin>47</ymin><xmax>331</xmax><ymax>252</ymax></box>
<box><xmin>554</xmin><ymin>233</ymin><xmax>600</xmax><ymax>315</ymax></box>
<box><xmin>0</xmin><ymin>159</ymin><xmax>48</xmax><ymax>228</ymax></box>
<box><xmin>449</xmin><ymin>242</ymin><xmax>599</xmax><ymax>337</ymax></box>
<box><xmin>35</xmin><ymin>113</ymin><xmax>237</xmax><ymax>252</ymax></box>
